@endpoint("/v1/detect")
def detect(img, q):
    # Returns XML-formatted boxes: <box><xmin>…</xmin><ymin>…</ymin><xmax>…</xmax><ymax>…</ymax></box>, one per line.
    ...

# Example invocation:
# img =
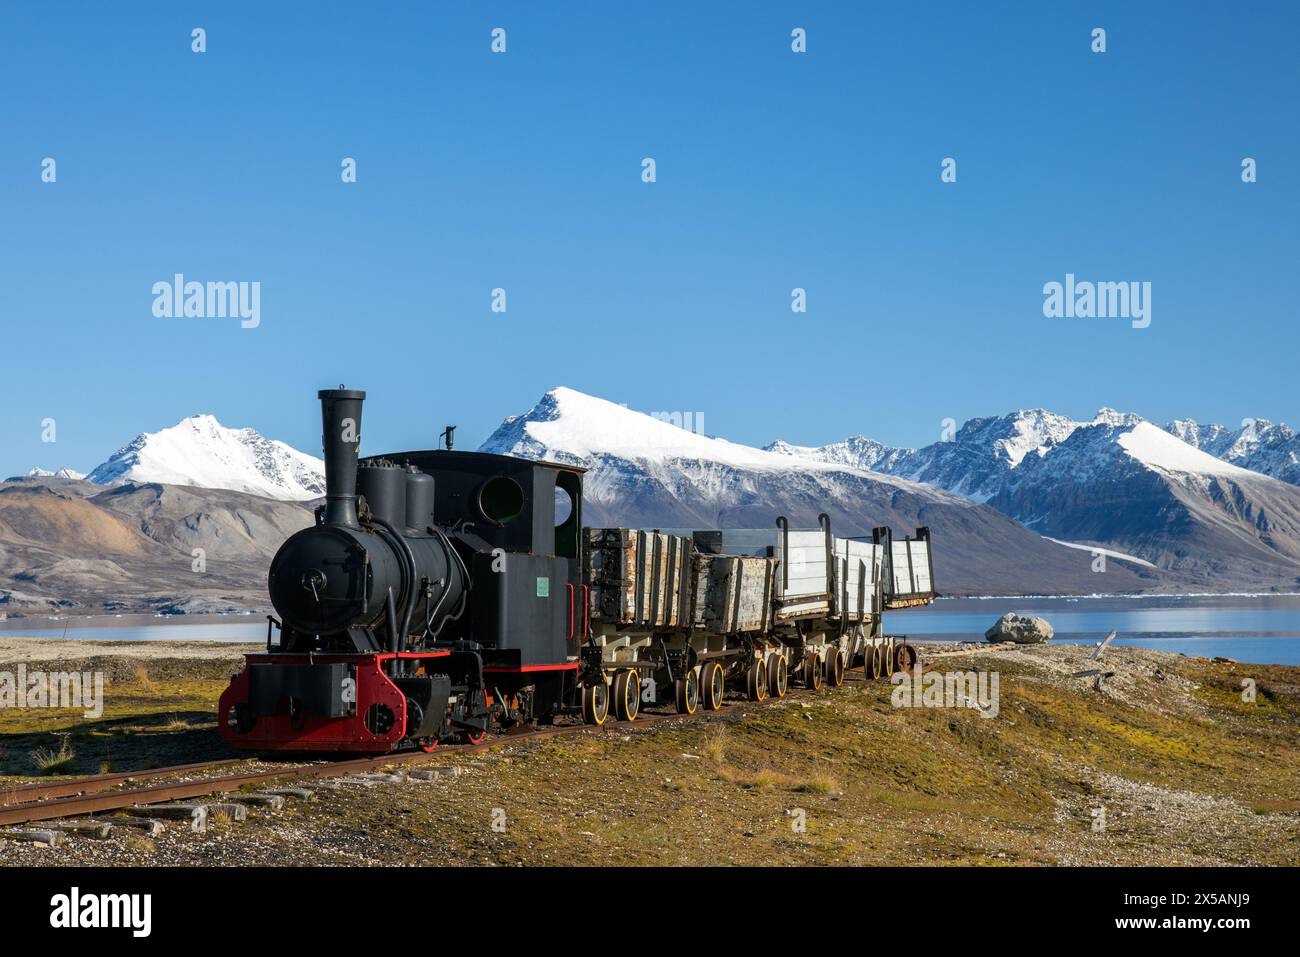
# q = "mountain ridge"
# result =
<box><xmin>481</xmin><ymin>388</ymin><xmax>1163</xmax><ymax>595</ymax></box>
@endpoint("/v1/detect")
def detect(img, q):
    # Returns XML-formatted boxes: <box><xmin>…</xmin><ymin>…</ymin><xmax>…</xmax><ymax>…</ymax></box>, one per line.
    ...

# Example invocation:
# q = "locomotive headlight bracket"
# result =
<box><xmin>301</xmin><ymin>568</ymin><xmax>327</xmax><ymax>600</ymax></box>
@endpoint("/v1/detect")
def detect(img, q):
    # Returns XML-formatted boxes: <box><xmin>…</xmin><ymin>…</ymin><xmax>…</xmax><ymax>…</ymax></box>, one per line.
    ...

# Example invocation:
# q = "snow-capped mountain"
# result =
<box><xmin>772</xmin><ymin>408</ymin><xmax>1300</xmax><ymax>588</ymax></box>
<box><xmin>86</xmin><ymin>414</ymin><xmax>325</xmax><ymax>501</ymax></box>
<box><xmin>773</xmin><ymin>408</ymin><xmax>1300</xmax><ymax>495</ymax></box>
<box><xmin>768</xmin><ymin>408</ymin><xmax>1099</xmax><ymax>503</ymax></box>
<box><xmin>1167</xmin><ymin>417</ymin><xmax>1300</xmax><ymax>486</ymax></box>
<box><xmin>17</xmin><ymin>467</ymin><xmax>86</xmax><ymax>480</ymax></box>
<box><xmin>481</xmin><ymin>388</ymin><xmax>1161</xmax><ymax>595</ymax></box>
<box><xmin>764</xmin><ymin>436</ymin><xmax>912</xmax><ymax>473</ymax></box>
<box><xmin>987</xmin><ymin>419</ymin><xmax>1300</xmax><ymax>584</ymax></box>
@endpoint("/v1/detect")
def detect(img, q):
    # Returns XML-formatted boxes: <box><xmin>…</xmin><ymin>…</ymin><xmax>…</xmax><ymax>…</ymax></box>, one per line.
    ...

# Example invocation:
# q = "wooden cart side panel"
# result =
<box><xmin>833</xmin><ymin>538</ymin><xmax>883</xmax><ymax>617</ymax></box>
<box><xmin>780</xmin><ymin>529</ymin><xmax>829</xmax><ymax>599</ymax></box>
<box><xmin>583</xmin><ymin>527</ymin><xmax>695</xmax><ymax>628</ymax></box>
<box><xmin>889</xmin><ymin>539</ymin><xmax>932</xmax><ymax>597</ymax></box>
<box><xmin>690</xmin><ymin>553</ymin><xmax>776</xmax><ymax>634</ymax></box>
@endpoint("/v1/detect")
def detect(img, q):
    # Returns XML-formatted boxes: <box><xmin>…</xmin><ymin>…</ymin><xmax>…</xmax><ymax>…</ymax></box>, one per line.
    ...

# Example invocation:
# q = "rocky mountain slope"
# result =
<box><xmin>0</xmin><ymin>476</ymin><xmax>314</xmax><ymax>615</ymax></box>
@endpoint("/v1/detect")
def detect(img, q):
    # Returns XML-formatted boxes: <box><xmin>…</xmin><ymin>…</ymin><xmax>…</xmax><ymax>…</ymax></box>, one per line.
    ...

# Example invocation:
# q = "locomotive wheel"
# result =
<box><xmin>613</xmin><ymin>668</ymin><xmax>641</xmax><ymax>721</ymax></box>
<box><xmin>675</xmin><ymin>670</ymin><xmax>700</xmax><ymax>715</ymax></box>
<box><xmin>462</xmin><ymin>727</ymin><xmax>487</xmax><ymax>745</ymax></box>
<box><xmin>805</xmin><ymin>653</ymin><xmax>823</xmax><ymax>691</ymax></box>
<box><xmin>768</xmin><ymin>655</ymin><xmax>789</xmax><ymax>698</ymax></box>
<box><xmin>416</xmin><ymin>737</ymin><xmax>439</xmax><ymax>752</ymax></box>
<box><xmin>582</xmin><ymin>679</ymin><xmax>610</xmax><ymax>726</ymax></box>
<box><xmin>746</xmin><ymin>659</ymin><xmax>769</xmax><ymax>702</ymax></box>
<box><xmin>826</xmin><ymin>648</ymin><xmax>846</xmax><ymax>688</ymax></box>
<box><xmin>894</xmin><ymin>642</ymin><xmax>918</xmax><ymax>674</ymax></box>
<box><xmin>700</xmin><ymin>661</ymin><xmax>725</xmax><ymax>711</ymax></box>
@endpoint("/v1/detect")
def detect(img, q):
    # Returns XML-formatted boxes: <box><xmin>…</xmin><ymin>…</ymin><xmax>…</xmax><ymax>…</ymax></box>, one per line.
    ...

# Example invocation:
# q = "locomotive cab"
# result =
<box><xmin>377</xmin><ymin>449</ymin><xmax>586</xmax><ymax>671</ymax></box>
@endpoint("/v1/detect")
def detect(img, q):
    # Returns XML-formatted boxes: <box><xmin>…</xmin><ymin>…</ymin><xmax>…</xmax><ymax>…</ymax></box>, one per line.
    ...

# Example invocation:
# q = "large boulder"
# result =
<box><xmin>984</xmin><ymin>613</ymin><xmax>1053</xmax><ymax>644</ymax></box>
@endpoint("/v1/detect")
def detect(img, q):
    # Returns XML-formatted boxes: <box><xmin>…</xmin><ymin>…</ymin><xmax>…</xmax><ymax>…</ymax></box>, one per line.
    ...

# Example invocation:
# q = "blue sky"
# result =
<box><xmin>1</xmin><ymin>2</ymin><xmax>1296</xmax><ymax>477</ymax></box>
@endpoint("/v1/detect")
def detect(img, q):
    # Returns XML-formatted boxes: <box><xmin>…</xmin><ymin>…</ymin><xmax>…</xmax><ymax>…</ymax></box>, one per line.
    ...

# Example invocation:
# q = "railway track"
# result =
<box><xmin>0</xmin><ymin>666</ymin><xmax>897</xmax><ymax>830</ymax></box>
<box><xmin>0</xmin><ymin>759</ymin><xmax>245</xmax><ymax>807</ymax></box>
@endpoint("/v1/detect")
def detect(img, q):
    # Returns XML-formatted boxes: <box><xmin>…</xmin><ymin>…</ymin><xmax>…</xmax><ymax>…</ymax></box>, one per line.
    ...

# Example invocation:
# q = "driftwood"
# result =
<box><xmin>1090</xmin><ymin>630</ymin><xmax>1118</xmax><ymax>661</ymax></box>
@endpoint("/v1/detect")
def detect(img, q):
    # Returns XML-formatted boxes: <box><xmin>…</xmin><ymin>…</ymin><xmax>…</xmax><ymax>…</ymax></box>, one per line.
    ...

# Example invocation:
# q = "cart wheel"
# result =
<box><xmin>613</xmin><ymin>668</ymin><xmax>641</xmax><ymax>721</ymax></box>
<box><xmin>582</xmin><ymin>679</ymin><xmax>610</xmax><ymax>726</ymax></box>
<box><xmin>675</xmin><ymin>670</ymin><xmax>699</xmax><ymax>715</ymax></box>
<box><xmin>768</xmin><ymin>655</ymin><xmax>789</xmax><ymax>698</ymax></box>
<box><xmin>866</xmin><ymin>644</ymin><xmax>880</xmax><ymax>680</ymax></box>
<box><xmin>805</xmin><ymin>653</ymin><xmax>824</xmax><ymax>690</ymax></box>
<box><xmin>746</xmin><ymin>658</ymin><xmax>769</xmax><ymax>702</ymax></box>
<box><xmin>700</xmin><ymin>661</ymin><xmax>725</xmax><ymax>711</ymax></box>
<box><xmin>894</xmin><ymin>642</ymin><xmax>918</xmax><ymax>674</ymax></box>
<box><xmin>826</xmin><ymin>648</ymin><xmax>846</xmax><ymax>687</ymax></box>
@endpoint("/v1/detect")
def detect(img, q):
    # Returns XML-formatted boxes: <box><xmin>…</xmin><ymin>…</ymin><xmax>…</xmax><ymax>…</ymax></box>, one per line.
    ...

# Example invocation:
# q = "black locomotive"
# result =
<box><xmin>219</xmin><ymin>388</ymin><xmax>587</xmax><ymax>751</ymax></box>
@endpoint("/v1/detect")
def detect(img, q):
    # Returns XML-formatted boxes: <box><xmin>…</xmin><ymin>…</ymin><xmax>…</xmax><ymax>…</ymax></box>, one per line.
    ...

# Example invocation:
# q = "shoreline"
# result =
<box><xmin>4</xmin><ymin>590</ymin><xmax>1300</xmax><ymax>625</ymax></box>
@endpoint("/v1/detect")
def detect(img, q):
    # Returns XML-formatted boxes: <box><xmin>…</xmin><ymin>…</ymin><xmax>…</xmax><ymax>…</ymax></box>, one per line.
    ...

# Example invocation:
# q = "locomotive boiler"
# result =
<box><xmin>219</xmin><ymin>387</ymin><xmax>937</xmax><ymax>753</ymax></box>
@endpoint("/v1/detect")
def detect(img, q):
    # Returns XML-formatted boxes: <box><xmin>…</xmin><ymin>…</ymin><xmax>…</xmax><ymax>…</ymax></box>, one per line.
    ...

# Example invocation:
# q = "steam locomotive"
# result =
<box><xmin>218</xmin><ymin>388</ymin><xmax>936</xmax><ymax>753</ymax></box>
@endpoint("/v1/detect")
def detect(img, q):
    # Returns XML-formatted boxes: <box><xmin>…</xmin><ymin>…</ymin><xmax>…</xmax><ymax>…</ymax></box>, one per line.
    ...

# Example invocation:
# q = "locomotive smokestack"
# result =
<box><xmin>319</xmin><ymin>387</ymin><xmax>366</xmax><ymax>527</ymax></box>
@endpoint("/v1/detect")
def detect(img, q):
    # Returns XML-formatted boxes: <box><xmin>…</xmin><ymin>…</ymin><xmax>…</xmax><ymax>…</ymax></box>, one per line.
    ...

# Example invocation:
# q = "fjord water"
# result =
<box><xmin>898</xmin><ymin>595</ymin><xmax>1300</xmax><ymax>665</ymax></box>
<box><xmin>0</xmin><ymin>615</ymin><xmax>267</xmax><ymax>644</ymax></box>
<box><xmin>3</xmin><ymin>595</ymin><xmax>1299</xmax><ymax>666</ymax></box>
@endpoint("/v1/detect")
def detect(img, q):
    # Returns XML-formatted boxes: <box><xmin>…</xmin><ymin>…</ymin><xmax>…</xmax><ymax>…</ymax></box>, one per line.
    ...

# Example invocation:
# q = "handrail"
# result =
<box><xmin>566</xmin><ymin>583</ymin><xmax>575</xmax><ymax>641</ymax></box>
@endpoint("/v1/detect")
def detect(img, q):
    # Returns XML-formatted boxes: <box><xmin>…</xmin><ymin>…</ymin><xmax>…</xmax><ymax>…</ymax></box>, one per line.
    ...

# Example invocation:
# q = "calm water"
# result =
<box><xmin>3</xmin><ymin>596</ymin><xmax>1300</xmax><ymax>665</ymax></box>
<box><xmin>896</xmin><ymin>595</ymin><xmax>1300</xmax><ymax>666</ymax></box>
<box><xmin>0</xmin><ymin>615</ymin><xmax>268</xmax><ymax>644</ymax></box>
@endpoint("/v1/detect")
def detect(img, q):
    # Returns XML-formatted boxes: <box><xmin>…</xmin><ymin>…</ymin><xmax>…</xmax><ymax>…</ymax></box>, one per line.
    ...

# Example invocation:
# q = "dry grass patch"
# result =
<box><xmin>30</xmin><ymin>735</ymin><xmax>76</xmax><ymax>774</ymax></box>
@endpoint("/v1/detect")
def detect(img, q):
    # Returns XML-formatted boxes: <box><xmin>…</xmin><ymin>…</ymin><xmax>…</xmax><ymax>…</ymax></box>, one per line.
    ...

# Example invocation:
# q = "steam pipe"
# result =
<box><xmin>318</xmin><ymin>388</ymin><xmax>366</xmax><ymax>527</ymax></box>
<box><xmin>373</xmin><ymin>517</ymin><xmax>419</xmax><ymax>653</ymax></box>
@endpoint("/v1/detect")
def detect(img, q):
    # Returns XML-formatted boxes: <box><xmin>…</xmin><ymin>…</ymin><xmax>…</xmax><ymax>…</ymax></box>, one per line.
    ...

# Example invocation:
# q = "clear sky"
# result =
<box><xmin>1</xmin><ymin>1</ymin><xmax>1296</xmax><ymax>477</ymax></box>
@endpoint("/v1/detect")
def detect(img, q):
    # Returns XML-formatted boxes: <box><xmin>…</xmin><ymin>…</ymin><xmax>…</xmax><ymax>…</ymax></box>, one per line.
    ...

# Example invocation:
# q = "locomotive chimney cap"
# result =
<box><xmin>319</xmin><ymin>387</ymin><xmax>366</xmax><ymax>399</ymax></box>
